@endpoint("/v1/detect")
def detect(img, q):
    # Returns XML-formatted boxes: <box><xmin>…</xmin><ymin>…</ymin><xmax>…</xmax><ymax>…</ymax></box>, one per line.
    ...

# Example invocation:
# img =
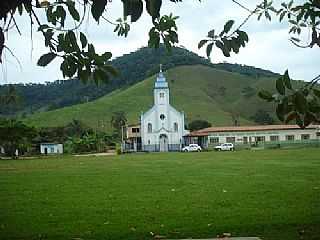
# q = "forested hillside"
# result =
<box><xmin>0</xmin><ymin>46</ymin><xmax>278</xmax><ymax>116</ymax></box>
<box><xmin>25</xmin><ymin>65</ymin><xmax>288</xmax><ymax>131</ymax></box>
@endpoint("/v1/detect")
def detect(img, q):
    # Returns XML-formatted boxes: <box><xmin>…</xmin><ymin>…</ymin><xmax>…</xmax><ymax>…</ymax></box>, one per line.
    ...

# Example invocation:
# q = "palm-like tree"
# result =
<box><xmin>0</xmin><ymin>85</ymin><xmax>21</xmax><ymax>115</ymax></box>
<box><xmin>5</xmin><ymin>85</ymin><xmax>19</xmax><ymax>105</ymax></box>
<box><xmin>110</xmin><ymin>111</ymin><xmax>127</xmax><ymax>132</ymax></box>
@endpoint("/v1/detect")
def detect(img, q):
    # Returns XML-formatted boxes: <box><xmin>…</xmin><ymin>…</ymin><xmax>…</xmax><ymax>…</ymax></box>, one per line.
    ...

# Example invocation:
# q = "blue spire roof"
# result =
<box><xmin>154</xmin><ymin>65</ymin><xmax>168</xmax><ymax>89</ymax></box>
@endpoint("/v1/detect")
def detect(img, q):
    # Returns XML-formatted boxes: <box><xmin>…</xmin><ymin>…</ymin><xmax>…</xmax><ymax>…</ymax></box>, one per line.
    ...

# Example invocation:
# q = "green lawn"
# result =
<box><xmin>0</xmin><ymin>149</ymin><xmax>319</xmax><ymax>240</ymax></box>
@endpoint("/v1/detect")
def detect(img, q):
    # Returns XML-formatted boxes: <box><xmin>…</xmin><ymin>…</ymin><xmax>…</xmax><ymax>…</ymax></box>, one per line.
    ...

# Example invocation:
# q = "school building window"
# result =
<box><xmin>286</xmin><ymin>135</ymin><xmax>295</xmax><ymax>141</ymax></box>
<box><xmin>301</xmin><ymin>134</ymin><xmax>310</xmax><ymax>140</ymax></box>
<box><xmin>226</xmin><ymin>137</ymin><xmax>236</xmax><ymax>143</ymax></box>
<box><xmin>210</xmin><ymin>137</ymin><xmax>219</xmax><ymax>144</ymax></box>
<box><xmin>255</xmin><ymin>136</ymin><xmax>265</xmax><ymax>142</ymax></box>
<box><xmin>270</xmin><ymin>135</ymin><xmax>279</xmax><ymax>141</ymax></box>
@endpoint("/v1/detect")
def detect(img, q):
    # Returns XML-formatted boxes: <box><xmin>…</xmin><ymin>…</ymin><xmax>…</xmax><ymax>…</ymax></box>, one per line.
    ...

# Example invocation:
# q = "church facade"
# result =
<box><xmin>123</xmin><ymin>67</ymin><xmax>189</xmax><ymax>152</ymax></box>
<box><xmin>140</xmin><ymin>68</ymin><xmax>189</xmax><ymax>152</ymax></box>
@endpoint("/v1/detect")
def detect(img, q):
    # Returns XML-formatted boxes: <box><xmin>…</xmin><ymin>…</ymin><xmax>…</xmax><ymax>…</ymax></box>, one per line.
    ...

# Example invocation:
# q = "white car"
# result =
<box><xmin>182</xmin><ymin>144</ymin><xmax>202</xmax><ymax>152</ymax></box>
<box><xmin>214</xmin><ymin>143</ymin><xmax>235</xmax><ymax>151</ymax></box>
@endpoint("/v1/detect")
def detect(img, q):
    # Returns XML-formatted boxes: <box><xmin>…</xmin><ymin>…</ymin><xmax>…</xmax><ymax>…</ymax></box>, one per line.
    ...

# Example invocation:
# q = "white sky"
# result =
<box><xmin>0</xmin><ymin>0</ymin><xmax>319</xmax><ymax>84</ymax></box>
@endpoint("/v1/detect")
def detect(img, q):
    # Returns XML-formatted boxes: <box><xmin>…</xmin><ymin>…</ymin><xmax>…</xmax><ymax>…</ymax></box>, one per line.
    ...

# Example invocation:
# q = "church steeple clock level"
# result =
<box><xmin>154</xmin><ymin>64</ymin><xmax>169</xmax><ymax>106</ymax></box>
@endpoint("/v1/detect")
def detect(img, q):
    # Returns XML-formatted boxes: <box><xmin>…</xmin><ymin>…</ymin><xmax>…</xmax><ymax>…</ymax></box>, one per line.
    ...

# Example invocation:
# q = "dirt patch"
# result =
<box><xmin>74</xmin><ymin>152</ymin><xmax>116</xmax><ymax>157</ymax></box>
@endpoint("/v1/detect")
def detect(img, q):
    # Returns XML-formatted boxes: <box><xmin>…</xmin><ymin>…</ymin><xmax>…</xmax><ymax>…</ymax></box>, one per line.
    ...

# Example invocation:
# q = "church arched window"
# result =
<box><xmin>174</xmin><ymin>122</ymin><xmax>178</xmax><ymax>132</ymax></box>
<box><xmin>147</xmin><ymin>123</ymin><xmax>152</xmax><ymax>133</ymax></box>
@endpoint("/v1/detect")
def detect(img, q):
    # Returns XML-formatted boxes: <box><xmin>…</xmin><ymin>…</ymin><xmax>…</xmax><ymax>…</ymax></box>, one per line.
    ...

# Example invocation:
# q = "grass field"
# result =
<box><xmin>0</xmin><ymin>148</ymin><xmax>319</xmax><ymax>240</ymax></box>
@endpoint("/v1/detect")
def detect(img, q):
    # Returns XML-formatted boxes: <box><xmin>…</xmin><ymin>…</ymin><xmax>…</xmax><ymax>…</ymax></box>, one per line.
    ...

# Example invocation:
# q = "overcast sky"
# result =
<box><xmin>1</xmin><ymin>0</ymin><xmax>319</xmax><ymax>84</ymax></box>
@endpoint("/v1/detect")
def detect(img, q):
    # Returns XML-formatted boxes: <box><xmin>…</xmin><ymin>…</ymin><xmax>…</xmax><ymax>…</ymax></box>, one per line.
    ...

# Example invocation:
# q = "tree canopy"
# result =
<box><xmin>188</xmin><ymin>119</ymin><xmax>212</xmax><ymax>131</ymax></box>
<box><xmin>0</xmin><ymin>118</ymin><xmax>37</xmax><ymax>158</ymax></box>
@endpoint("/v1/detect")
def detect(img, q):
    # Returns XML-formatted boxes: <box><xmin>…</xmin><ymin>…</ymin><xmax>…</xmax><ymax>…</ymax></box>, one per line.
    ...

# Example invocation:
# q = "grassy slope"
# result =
<box><xmin>25</xmin><ymin>65</ymin><xmax>277</xmax><ymax>130</ymax></box>
<box><xmin>0</xmin><ymin>148</ymin><xmax>319</xmax><ymax>240</ymax></box>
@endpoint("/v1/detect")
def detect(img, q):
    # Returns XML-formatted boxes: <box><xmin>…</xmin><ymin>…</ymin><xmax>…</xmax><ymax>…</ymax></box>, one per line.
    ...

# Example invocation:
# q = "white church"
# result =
<box><xmin>123</xmin><ymin>66</ymin><xmax>189</xmax><ymax>152</ymax></box>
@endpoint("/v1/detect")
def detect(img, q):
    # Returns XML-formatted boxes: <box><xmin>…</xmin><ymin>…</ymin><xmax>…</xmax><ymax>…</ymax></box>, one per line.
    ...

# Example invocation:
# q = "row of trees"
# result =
<box><xmin>0</xmin><ymin>109</ymin><xmax>278</xmax><ymax>158</ymax></box>
<box><xmin>0</xmin><ymin>110</ymin><xmax>128</xmax><ymax>158</ymax></box>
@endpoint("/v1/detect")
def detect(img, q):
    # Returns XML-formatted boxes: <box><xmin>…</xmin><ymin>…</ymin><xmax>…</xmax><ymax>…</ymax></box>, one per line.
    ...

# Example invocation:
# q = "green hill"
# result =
<box><xmin>0</xmin><ymin>46</ymin><xmax>277</xmax><ymax>117</ymax></box>
<box><xmin>25</xmin><ymin>65</ymin><xmax>282</xmax><ymax>131</ymax></box>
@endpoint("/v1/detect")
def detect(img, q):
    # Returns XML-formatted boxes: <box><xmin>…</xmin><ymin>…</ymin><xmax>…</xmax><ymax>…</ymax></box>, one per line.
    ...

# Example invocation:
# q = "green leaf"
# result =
<box><xmin>65</xmin><ymin>31</ymin><xmax>79</xmax><ymax>52</ymax></box>
<box><xmin>290</xmin><ymin>37</ymin><xmax>300</xmax><ymax>42</ymax></box>
<box><xmin>223</xmin><ymin>20</ymin><xmax>235</xmax><ymax>34</ymax></box>
<box><xmin>215</xmin><ymin>40</ymin><xmax>230</xmax><ymax>57</ymax></box>
<box><xmin>80</xmin><ymin>32</ymin><xmax>87</xmax><ymax>49</ymax></box>
<box><xmin>222</xmin><ymin>46</ymin><xmax>231</xmax><ymax>57</ymax></box>
<box><xmin>206</xmin><ymin>42</ymin><xmax>214</xmax><ymax>58</ymax></box>
<box><xmin>145</xmin><ymin>0</ymin><xmax>162</xmax><ymax>19</ymax></box>
<box><xmin>222</xmin><ymin>38</ymin><xmax>231</xmax><ymax>52</ymax></box>
<box><xmin>101</xmin><ymin>52</ymin><xmax>112</xmax><ymax>61</ymax></box>
<box><xmin>207</xmin><ymin>29</ymin><xmax>215</xmax><ymax>38</ymax></box>
<box><xmin>18</xmin><ymin>4</ymin><xmax>23</xmax><ymax>15</ymax></box>
<box><xmin>67</xmin><ymin>1</ymin><xmax>80</xmax><ymax>21</ymax></box>
<box><xmin>276</xmin><ymin>77</ymin><xmax>285</xmax><ymax>95</ymax></box>
<box><xmin>215</xmin><ymin>40</ymin><xmax>223</xmax><ymax>50</ymax></box>
<box><xmin>230</xmin><ymin>38</ymin><xmax>240</xmax><ymax>53</ymax></box>
<box><xmin>198</xmin><ymin>39</ymin><xmax>208</xmax><ymax>49</ymax></box>
<box><xmin>237</xmin><ymin>30</ymin><xmax>249</xmax><ymax>42</ymax></box>
<box><xmin>279</xmin><ymin>11</ymin><xmax>286</xmax><ymax>22</ymax></box>
<box><xmin>265</xmin><ymin>11</ymin><xmax>271</xmax><ymax>21</ymax></box>
<box><xmin>148</xmin><ymin>27</ymin><xmax>160</xmax><ymax>48</ymax></box>
<box><xmin>122</xmin><ymin>0</ymin><xmax>143</xmax><ymax>22</ymax></box>
<box><xmin>61</xmin><ymin>57</ymin><xmax>77</xmax><ymax>78</ymax></box>
<box><xmin>283</xmin><ymin>70</ymin><xmax>292</xmax><ymax>89</ymax></box>
<box><xmin>38</xmin><ymin>24</ymin><xmax>50</xmax><ymax>32</ymax></box>
<box><xmin>37</xmin><ymin>53</ymin><xmax>56</xmax><ymax>66</ymax></box>
<box><xmin>43</xmin><ymin>29</ymin><xmax>54</xmax><ymax>47</ymax></box>
<box><xmin>56</xmin><ymin>6</ymin><xmax>66</xmax><ymax>27</ymax></box>
<box><xmin>91</xmin><ymin>0</ymin><xmax>108</xmax><ymax>22</ymax></box>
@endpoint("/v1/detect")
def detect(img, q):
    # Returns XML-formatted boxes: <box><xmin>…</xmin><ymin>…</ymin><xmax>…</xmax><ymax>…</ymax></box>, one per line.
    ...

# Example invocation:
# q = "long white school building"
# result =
<box><xmin>185</xmin><ymin>125</ymin><xmax>320</xmax><ymax>149</ymax></box>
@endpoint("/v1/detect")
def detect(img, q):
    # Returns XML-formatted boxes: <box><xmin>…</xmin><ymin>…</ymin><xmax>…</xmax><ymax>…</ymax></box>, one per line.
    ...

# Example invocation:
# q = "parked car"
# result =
<box><xmin>182</xmin><ymin>144</ymin><xmax>202</xmax><ymax>152</ymax></box>
<box><xmin>214</xmin><ymin>143</ymin><xmax>234</xmax><ymax>151</ymax></box>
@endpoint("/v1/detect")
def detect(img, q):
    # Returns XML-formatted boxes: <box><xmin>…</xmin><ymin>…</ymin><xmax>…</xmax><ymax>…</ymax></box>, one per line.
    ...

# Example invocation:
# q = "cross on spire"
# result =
<box><xmin>160</xmin><ymin>64</ymin><xmax>163</xmax><ymax>73</ymax></box>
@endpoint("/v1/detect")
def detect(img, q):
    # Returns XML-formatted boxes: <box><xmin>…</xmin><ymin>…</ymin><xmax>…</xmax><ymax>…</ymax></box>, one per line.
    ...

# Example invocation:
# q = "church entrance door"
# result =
<box><xmin>159</xmin><ymin>134</ymin><xmax>168</xmax><ymax>152</ymax></box>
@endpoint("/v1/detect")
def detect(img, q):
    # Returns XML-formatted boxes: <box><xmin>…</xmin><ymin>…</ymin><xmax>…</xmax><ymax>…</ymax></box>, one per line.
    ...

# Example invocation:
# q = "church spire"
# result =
<box><xmin>154</xmin><ymin>64</ymin><xmax>168</xmax><ymax>89</ymax></box>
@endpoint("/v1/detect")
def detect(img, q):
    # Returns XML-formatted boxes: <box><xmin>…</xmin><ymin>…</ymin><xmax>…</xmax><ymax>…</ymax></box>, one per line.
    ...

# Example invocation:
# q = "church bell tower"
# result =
<box><xmin>154</xmin><ymin>64</ymin><xmax>170</xmax><ymax>106</ymax></box>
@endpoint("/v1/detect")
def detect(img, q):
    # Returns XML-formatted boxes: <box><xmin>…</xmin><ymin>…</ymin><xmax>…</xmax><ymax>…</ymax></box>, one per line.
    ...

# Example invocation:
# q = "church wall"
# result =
<box><xmin>138</xmin><ymin>67</ymin><xmax>188</xmax><ymax>152</ymax></box>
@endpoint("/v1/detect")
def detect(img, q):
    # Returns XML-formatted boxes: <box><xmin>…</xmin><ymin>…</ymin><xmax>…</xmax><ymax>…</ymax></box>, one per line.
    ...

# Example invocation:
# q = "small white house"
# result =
<box><xmin>0</xmin><ymin>146</ymin><xmax>4</xmax><ymax>155</ymax></box>
<box><xmin>40</xmin><ymin>143</ymin><xmax>63</xmax><ymax>154</ymax></box>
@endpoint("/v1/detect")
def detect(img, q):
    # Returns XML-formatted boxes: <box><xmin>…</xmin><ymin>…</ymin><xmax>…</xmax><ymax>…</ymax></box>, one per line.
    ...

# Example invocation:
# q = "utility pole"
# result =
<box><xmin>121</xmin><ymin>125</ymin><xmax>125</xmax><ymax>153</ymax></box>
